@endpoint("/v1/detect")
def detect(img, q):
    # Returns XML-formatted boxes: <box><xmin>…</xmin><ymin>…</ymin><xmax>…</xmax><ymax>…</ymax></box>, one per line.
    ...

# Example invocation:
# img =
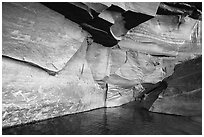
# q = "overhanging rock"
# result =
<box><xmin>2</xmin><ymin>2</ymin><xmax>202</xmax><ymax>128</ymax></box>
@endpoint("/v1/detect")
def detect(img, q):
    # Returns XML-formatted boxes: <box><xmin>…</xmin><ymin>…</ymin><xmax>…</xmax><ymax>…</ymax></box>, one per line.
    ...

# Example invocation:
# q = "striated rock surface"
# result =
<box><xmin>2</xmin><ymin>2</ymin><xmax>87</xmax><ymax>72</ymax></box>
<box><xmin>119</xmin><ymin>15</ymin><xmax>201</xmax><ymax>57</ymax></box>
<box><xmin>149</xmin><ymin>56</ymin><xmax>202</xmax><ymax>116</ymax></box>
<box><xmin>100</xmin><ymin>2</ymin><xmax>160</xmax><ymax>16</ymax></box>
<box><xmin>2</xmin><ymin>2</ymin><xmax>202</xmax><ymax>128</ymax></box>
<box><xmin>3</xmin><ymin>39</ymin><xmax>105</xmax><ymax>128</ymax></box>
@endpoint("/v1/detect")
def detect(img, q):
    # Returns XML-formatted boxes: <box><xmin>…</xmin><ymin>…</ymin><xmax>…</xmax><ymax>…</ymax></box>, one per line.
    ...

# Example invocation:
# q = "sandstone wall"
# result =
<box><xmin>2</xmin><ymin>2</ymin><xmax>202</xmax><ymax>128</ymax></box>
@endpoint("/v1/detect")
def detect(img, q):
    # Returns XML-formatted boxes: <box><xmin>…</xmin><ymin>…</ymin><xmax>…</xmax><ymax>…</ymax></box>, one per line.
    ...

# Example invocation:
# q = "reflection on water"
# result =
<box><xmin>2</xmin><ymin>101</ymin><xmax>202</xmax><ymax>135</ymax></box>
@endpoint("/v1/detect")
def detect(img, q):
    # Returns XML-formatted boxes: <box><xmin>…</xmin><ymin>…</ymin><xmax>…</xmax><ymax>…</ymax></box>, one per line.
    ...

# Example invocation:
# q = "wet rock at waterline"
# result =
<box><xmin>2</xmin><ymin>2</ymin><xmax>202</xmax><ymax>128</ymax></box>
<box><xmin>149</xmin><ymin>56</ymin><xmax>202</xmax><ymax>116</ymax></box>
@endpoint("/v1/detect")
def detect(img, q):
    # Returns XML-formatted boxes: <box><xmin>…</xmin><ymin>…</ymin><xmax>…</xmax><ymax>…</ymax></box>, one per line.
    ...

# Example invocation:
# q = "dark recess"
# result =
<box><xmin>122</xmin><ymin>10</ymin><xmax>154</xmax><ymax>30</ymax></box>
<box><xmin>157</xmin><ymin>2</ymin><xmax>201</xmax><ymax>20</ymax></box>
<box><xmin>41</xmin><ymin>2</ymin><xmax>202</xmax><ymax>47</ymax></box>
<box><xmin>41</xmin><ymin>2</ymin><xmax>156</xmax><ymax>47</ymax></box>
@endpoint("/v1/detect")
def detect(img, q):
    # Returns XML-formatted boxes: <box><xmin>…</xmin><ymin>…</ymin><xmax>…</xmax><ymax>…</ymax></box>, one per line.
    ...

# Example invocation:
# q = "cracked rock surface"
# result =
<box><xmin>2</xmin><ymin>2</ymin><xmax>202</xmax><ymax>128</ymax></box>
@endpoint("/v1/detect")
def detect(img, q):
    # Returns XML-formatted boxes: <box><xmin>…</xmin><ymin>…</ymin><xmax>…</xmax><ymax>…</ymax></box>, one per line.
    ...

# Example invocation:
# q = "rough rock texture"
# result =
<box><xmin>101</xmin><ymin>2</ymin><xmax>202</xmax><ymax>114</ymax></box>
<box><xmin>2</xmin><ymin>2</ymin><xmax>87</xmax><ymax>72</ymax></box>
<box><xmin>149</xmin><ymin>56</ymin><xmax>202</xmax><ymax>116</ymax></box>
<box><xmin>2</xmin><ymin>2</ymin><xmax>202</xmax><ymax>128</ymax></box>
<box><xmin>3</xmin><ymin>39</ymin><xmax>106</xmax><ymax>128</ymax></box>
<box><xmin>100</xmin><ymin>2</ymin><xmax>160</xmax><ymax>16</ymax></box>
<box><xmin>119</xmin><ymin>15</ymin><xmax>201</xmax><ymax>57</ymax></box>
<box><xmin>2</xmin><ymin>2</ymin><xmax>104</xmax><ymax>127</ymax></box>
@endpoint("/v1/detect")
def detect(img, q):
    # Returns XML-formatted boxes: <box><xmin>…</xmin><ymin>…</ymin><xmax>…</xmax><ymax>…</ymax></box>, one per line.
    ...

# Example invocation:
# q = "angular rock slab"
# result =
<box><xmin>83</xmin><ymin>2</ymin><xmax>108</xmax><ymax>13</ymax></box>
<box><xmin>2</xmin><ymin>2</ymin><xmax>87</xmax><ymax>72</ymax></box>
<box><xmin>100</xmin><ymin>48</ymin><xmax>165</xmax><ymax>107</ymax></box>
<box><xmin>86</xmin><ymin>41</ymin><xmax>111</xmax><ymax>80</ymax></box>
<box><xmin>150</xmin><ymin>88</ymin><xmax>201</xmax><ymax>116</ymax></box>
<box><xmin>2</xmin><ymin>40</ymin><xmax>105</xmax><ymax>128</ymax></box>
<box><xmin>100</xmin><ymin>2</ymin><xmax>160</xmax><ymax>16</ymax></box>
<box><xmin>119</xmin><ymin>16</ymin><xmax>201</xmax><ymax>58</ymax></box>
<box><xmin>109</xmin><ymin>49</ymin><xmax>165</xmax><ymax>84</ymax></box>
<box><xmin>149</xmin><ymin>56</ymin><xmax>202</xmax><ymax>116</ymax></box>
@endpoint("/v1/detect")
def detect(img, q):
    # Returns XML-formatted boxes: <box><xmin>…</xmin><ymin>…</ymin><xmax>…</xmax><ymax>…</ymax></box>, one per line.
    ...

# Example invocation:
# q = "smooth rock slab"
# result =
<box><xmin>2</xmin><ymin>2</ymin><xmax>87</xmax><ymax>72</ymax></box>
<box><xmin>2</xmin><ymin>40</ymin><xmax>105</xmax><ymax>128</ymax></box>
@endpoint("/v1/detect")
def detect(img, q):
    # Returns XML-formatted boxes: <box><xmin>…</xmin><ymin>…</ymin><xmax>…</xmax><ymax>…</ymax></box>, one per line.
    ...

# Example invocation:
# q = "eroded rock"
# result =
<box><xmin>2</xmin><ymin>2</ymin><xmax>87</xmax><ymax>72</ymax></box>
<box><xmin>149</xmin><ymin>56</ymin><xmax>202</xmax><ymax>116</ymax></box>
<box><xmin>2</xmin><ymin>2</ymin><xmax>202</xmax><ymax>128</ymax></box>
<box><xmin>2</xmin><ymin>39</ymin><xmax>105</xmax><ymax>128</ymax></box>
<box><xmin>100</xmin><ymin>2</ymin><xmax>160</xmax><ymax>16</ymax></box>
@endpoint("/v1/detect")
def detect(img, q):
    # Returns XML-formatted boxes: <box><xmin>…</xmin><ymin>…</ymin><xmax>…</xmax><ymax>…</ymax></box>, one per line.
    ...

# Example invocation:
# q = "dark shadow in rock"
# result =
<box><xmin>141</xmin><ymin>81</ymin><xmax>168</xmax><ymax>110</ymax></box>
<box><xmin>81</xmin><ymin>23</ymin><xmax>118</xmax><ymax>47</ymax></box>
<box><xmin>41</xmin><ymin>2</ymin><xmax>94</xmax><ymax>24</ymax></box>
<box><xmin>85</xmin><ymin>16</ymin><xmax>113</xmax><ymax>35</ymax></box>
<box><xmin>106</xmin><ymin>4</ymin><xmax>125</xmax><ymax>13</ymax></box>
<box><xmin>41</xmin><ymin>2</ymin><xmax>119</xmax><ymax>47</ymax></box>
<box><xmin>122</xmin><ymin>10</ymin><xmax>154</xmax><ymax>30</ymax></box>
<box><xmin>83</xmin><ymin>2</ymin><xmax>109</xmax><ymax>13</ymax></box>
<box><xmin>156</xmin><ymin>2</ymin><xmax>201</xmax><ymax>20</ymax></box>
<box><xmin>69</xmin><ymin>2</ymin><xmax>100</xmax><ymax>18</ymax></box>
<box><xmin>185</xmin><ymin>2</ymin><xmax>202</xmax><ymax>11</ymax></box>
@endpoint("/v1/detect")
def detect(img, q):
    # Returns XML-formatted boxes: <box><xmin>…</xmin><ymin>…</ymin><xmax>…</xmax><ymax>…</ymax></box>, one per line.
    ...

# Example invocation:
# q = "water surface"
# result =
<box><xmin>2</xmin><ymin>101</ymin><xmax>202</xmax><ymax>135</ymax></box>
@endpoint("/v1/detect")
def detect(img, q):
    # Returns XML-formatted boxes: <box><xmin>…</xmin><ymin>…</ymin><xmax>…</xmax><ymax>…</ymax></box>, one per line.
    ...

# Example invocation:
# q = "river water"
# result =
<box><xmin>2</xmin><ymin>101</ymin><xmax>202</xmax><ymax>135</ymax></box>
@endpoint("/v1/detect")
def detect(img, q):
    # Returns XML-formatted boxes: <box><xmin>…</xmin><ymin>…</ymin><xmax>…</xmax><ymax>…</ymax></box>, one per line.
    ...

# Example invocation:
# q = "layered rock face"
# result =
<box><xmin>149</xmin><ymin>57</ymin><xmax>202</xmax><ymax>116</ymax></box>
<box><xmin>2</xmin><ymin>3</ymin><xmax>105</xmax><ymax>127</ymax></box>
<box><xmin>2</xmin><ymin>2</ymin><xmax>202</xmax><ymax>127</ymax></box>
